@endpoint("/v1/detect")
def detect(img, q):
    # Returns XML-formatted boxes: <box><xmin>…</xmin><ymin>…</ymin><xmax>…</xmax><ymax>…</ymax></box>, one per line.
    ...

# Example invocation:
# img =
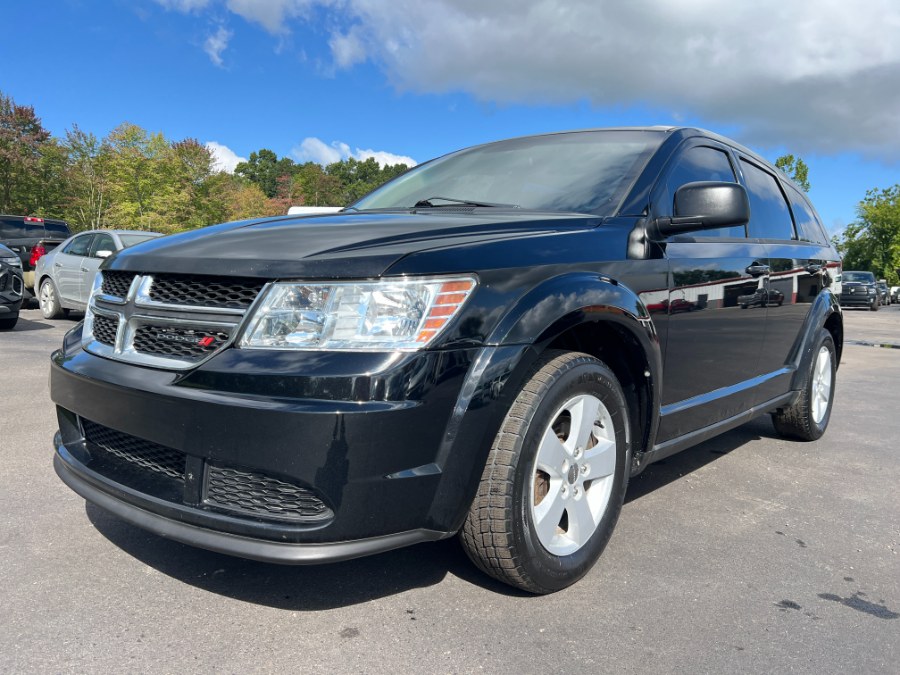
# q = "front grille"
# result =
<box><xmin>93</xmin><ymin>314</ymin><xmax>118</xmax><ymax>346</ymax></box>
<box><xmin>205</xmin><ymin>465</ymin><xmax>331</xmax><ymax>521</ymax></box>
<box><xmin>133</xmin><ymin>324</ymin><xmax>230</xmax><ymax>359</ymax></box>
<box><xmin>102</xmin><ymin>271</ymin><xmax>136</xmax><ymax>298</ymax></box>
<box><xmin>83</xmin><ymin>419</ymin><xmax>185</xmax><ymax>482</ymax></box>
<box><xmin>149</xmin><ymin>274</ymin><xmax>264</xmax><ymax>310</ymax></box>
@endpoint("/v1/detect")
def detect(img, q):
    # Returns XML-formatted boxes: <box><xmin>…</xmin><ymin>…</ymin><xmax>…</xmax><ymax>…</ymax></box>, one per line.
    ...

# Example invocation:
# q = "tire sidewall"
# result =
<box><xmin>510</xmin><ymin>359</ymin><xmax>630</xmax><ymax>592</ymax></box>
<box><xmin>806</xmin><ymin>332</ymin><xmax>836</xmax><ymax>439</ymax></box>
<box><xmin>40</xmin><ymin>279</ymin><xmax>58</xmax><ymax>318</ymax></box>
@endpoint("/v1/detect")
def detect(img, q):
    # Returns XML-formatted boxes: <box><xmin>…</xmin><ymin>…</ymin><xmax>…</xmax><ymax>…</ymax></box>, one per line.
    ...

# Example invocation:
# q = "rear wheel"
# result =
<box><xmin>0</xmin><ymin>315</ymin><xmax>18</xmax><ymax>330</ymax></box>
<box><xmin>39</xmin><ymin>279</ymin><xmax>65</xmax><ymax>319</ymax></box>
<box><xmin>461</xmin><ymin>350</ymin><xmax>630</xmax><ymax>594</ymax></box>
<box><xmin>772</xmin><ymin>331</ymin><xmax>836</xmax><ymax>441</ymax></box>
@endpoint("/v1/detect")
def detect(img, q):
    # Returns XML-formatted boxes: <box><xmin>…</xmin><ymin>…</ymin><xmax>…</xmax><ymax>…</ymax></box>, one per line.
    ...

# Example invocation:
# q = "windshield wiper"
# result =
<box><xmin>413</xmin><ymin>196</ymin><xmax>519</xmax><ymax>209</ymax></box>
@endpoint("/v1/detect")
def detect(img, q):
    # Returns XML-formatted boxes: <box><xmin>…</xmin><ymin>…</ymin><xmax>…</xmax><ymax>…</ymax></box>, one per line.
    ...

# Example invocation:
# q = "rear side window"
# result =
<box><xmin>662</xmin><ymin>146</ymin><xmax>744</xmax><ymax>238</ymax></box>
<box><xmin>0</xmin><ymin>217</ymin><xmax>35</xmax><ymax>239</ymax></box>
<box><xmin>44</xmin><ymin>222</ymin><xmax>70</xmax><ymax>238</ymax></box>
<box><xmin>63</xmin><ymin>235</ymin><xmax>94</xmax><ymax>257</ymax></box>
<box><xmin>786</xmin><ymin>188</ymin><xmax>828</xmax><ymax>245</ymax></box>
<box><xmin>740</xmin><ymin>160</ymin><xmax>795</xmax><ymax>240</ymax></box>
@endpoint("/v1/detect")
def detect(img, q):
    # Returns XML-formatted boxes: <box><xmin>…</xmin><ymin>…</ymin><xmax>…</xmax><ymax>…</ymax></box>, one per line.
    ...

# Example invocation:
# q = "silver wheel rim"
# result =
<box><xmin>40</xmin><ymin>282</ymin><xmax>53</xmax><ymax>313</ymax></box>
<box><xmin>530</xmin><ymin>393</ymin><xmax>617</xmax><ymax>556</ymax></box>
<box><xmin>811</xmin><ymin>346</ymin><xmax>832</xmax><ymax>424</ymax></box>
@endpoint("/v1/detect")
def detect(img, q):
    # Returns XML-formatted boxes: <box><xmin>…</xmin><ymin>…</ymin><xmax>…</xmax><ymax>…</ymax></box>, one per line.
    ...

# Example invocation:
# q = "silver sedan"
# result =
<box><xmin>34</xmin><ymin>230</ymin><xmax>162</xmax><ymax>319</ymax></box>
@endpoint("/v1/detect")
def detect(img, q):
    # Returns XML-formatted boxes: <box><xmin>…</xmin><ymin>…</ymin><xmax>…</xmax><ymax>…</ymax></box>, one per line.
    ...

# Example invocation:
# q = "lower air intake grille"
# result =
<box><xmin>205</xmin><ymin>464</ymin><xmax>331</xmax><ymax>522</ymax></box>
<box><xmin>93</xmin><ymin>314</ymin><xmax>118</xmax><ymax>346</ymax></box>
<box><xmin>83</xmin><ymin>419</ymin><xmax>185</xmax><ymax>482</ymax></box>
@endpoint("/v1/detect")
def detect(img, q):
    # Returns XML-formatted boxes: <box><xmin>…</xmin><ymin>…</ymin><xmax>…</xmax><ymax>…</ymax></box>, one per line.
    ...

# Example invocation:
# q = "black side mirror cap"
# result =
<box><xmin>649</xmin><ymin>181</ymin><xmax>750</xmax><ymax>241</ymax></box>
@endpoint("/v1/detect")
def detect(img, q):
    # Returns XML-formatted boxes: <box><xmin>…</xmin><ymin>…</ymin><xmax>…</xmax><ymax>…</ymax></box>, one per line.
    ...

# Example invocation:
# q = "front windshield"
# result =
<box><xmin>352</xmin><ymin>130</ymin><xmax>664</xmax><ymax>216</ymax></box>
<box><xmin>843</xmin><ymin>272</ymin><xmax>874</xmax><ymax>283</ymax></box>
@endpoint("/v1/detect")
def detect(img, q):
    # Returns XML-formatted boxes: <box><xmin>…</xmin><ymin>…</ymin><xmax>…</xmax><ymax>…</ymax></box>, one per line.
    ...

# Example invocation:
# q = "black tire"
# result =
<box><xmin>772</xmin><ymin>331</ymin><xmax>836</xmax><ymax>441</ymax></box>
<box><xmin>39</xmin><ymin>278</ymin><xmax>65</xmax><ymax>319</ymax></box>
<box><xmin>0</xmin><ymin>315</ymin><xmax>17</xmax><ymax>330</ymax></box>
<box><xmin>461</xmin><ymin>350</ymin><xmax>631</xmax><ymax>594</ymax></box>
<box><xmin>870</xmin><ymin>297</ymin><xmax>879</xmax><ymax>311</ymax></box>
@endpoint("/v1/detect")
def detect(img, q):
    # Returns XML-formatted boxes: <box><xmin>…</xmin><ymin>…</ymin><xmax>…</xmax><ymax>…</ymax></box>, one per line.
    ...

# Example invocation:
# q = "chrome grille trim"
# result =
<box><xmin>84</xmin><ymin>273</ymin><xmax>269</xmax><ymax>370</ymax></box>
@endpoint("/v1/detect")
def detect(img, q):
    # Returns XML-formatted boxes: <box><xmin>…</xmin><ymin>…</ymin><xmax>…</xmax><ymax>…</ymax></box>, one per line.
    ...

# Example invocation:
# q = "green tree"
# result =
<box><xmin>775</xmin><ymin>154</ymin><xmax>810</xmax><ymax>192</ymax></box>
<box><xmin>0</xmin><ymin>91</ymin><xmax>52</xmax><ymax>213</ymax></box>
<box><xmin>105</xmin><ymin>123</ymin><xmax>170</xmax><ymax>230</ymax></box>
<box><xmin>234</xmin><ymin>149</ymin><xmax>295</xmax><ymax>198</ymax></box>
<box><xmin>836</xmin><ymin>185</ymin><xmax>900</xmax><ymax>284</ymax></box>
<box><xmin>61</xmin><ymin>125</ymin><xmax>111</xmax><ymax>231</ymax></box>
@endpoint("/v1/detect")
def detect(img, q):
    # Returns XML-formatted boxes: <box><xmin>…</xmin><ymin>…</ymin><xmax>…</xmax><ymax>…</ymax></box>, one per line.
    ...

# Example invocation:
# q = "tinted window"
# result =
<box><xmin>0</xmin><ymin>217</ymin><xmax>41</xmax><ymax>239</ymax></box>
<box><xmin>740</xmin><ymin>160</ymin><xmax>795</xmax><ymax>240</ymax></box>
<box><xmin>63</xmin><ymin>235</ymin><xmax>94</xmax><ymax>257</ymax></box>
<box><xmin>44</xmin><ymin>221</ymin><xmax>70</xmax><ymax>238</ymax></box>
<box><xmin>89</xmin><ymin>234</ymin><xmax>116</xmax><ymax>258</ymax></box>
<box><xmin>662</xmin><ymin>146</ymin><xmax>744</xmax><ymax>238</ymax></box>
<box><xmin>786</xmin><ymin>187</ymin><xmax>828</xmax><ymax>245</ymax></box>
<box><xmin>353</xmin><ymin>131</ymin><xmax>664</xmax><ymax>216</ymax></box>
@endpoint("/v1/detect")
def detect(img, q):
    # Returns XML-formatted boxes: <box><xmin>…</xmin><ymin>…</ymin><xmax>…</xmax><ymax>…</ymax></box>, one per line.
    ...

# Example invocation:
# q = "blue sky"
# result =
<box><xmin>2</xmin><ymin>1</ymin><xmax>898</xmax><ymax>236</ymax></box>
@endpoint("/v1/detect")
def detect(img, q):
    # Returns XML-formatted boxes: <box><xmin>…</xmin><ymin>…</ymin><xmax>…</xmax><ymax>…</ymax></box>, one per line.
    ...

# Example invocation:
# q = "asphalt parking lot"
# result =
<box><xmin>2</xmin><ymin>305</ymin><xmax>898</xmax><ymax>674</ymax></box>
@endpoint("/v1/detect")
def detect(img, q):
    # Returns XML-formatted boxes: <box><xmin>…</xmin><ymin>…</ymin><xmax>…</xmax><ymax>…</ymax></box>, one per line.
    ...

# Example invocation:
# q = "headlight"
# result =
<box><xmin>240</xmin><ymin>276</ymin><xmax>477</xmax><ymax>350</ymax></box>
<box><xmin>1</xmin><ymin>256</ymin><xmax>21</xmax><ymax>267</ymax></box>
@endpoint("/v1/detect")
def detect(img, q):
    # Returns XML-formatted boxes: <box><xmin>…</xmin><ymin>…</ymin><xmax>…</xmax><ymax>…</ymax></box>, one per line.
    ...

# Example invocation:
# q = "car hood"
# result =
<box><xmin>107</xmin><ymin>211</ymin><xmax>600</xmax><ymax>279</ymax></box>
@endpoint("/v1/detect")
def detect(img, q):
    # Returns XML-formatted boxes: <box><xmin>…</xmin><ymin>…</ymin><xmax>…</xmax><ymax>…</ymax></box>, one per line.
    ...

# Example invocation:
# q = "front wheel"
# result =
<box><xmin>772</xmin><ymin>331</ymin><xmax>836</xmax><ymax>441</ymax></box>
<box><xmin>0</xmin><ymin>315</ymin><xmax>17</xmax><ymax>330</ymax></box>
<box><xmin>461</xmin><ymin>351</ymin><xmax>630</xmax><ymax>594</ymax></box>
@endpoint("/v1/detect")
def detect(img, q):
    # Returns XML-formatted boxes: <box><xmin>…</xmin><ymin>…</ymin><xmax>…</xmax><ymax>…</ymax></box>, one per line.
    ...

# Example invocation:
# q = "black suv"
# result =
<box><xmin>840</xmin><ymin>271</ymin><xmax>879</xmax><ymax>310</ymax></box>
<box><xmin>0</xmin><ymin>215</ymin><xmax>71</xmax><ymax>301</ymax></box>
<box><xmin>0</xmin><ymin>243</ymin><xmax>25</xmax><ymax>329</ymax></box>
<box><xmin>51</xmin><ymin>128</ymin><xmax>843</xmax><ymax>593</ymax></box>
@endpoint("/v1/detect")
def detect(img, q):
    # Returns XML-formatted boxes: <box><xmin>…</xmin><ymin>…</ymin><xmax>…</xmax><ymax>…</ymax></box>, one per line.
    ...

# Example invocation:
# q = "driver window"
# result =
<box><xmin>661</xmin><ymin>146</ymin><xmax>745</xmax><ymax>238</ymax></box>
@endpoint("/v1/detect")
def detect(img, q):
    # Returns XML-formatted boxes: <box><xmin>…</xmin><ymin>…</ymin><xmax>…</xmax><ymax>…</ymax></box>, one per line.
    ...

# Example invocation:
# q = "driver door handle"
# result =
<box><xmin>746</xmin><ymin>263</ymin><xmax>770</xmax><ymax>277</ymax></box>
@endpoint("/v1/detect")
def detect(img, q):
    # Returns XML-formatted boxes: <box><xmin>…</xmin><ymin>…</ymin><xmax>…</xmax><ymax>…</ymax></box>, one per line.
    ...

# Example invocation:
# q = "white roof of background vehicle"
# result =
<box><xmin>286</xmin><ymin>206</ymin><xmax>342</xmax><ymax>216</ymax></box>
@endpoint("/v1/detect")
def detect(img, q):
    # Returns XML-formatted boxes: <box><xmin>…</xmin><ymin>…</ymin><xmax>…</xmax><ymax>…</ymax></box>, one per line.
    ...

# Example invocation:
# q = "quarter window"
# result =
<box><xmin>787</xmin><ymin>187</ymin><xmax>828</xmax><ymax>245</ymax></box>
<box><xmin>662</xmin><ymin>146</ymin><xmax>744</xmax><ymax>238</ymax></box>
<box><xmin>740</xmin><ymin>160</ymin><xmax>795</xmax><ymax>240</ymax></box>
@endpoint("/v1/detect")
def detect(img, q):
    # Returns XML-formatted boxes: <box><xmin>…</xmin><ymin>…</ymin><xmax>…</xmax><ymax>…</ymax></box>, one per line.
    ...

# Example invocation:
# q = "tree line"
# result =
<box><xmin>0</xmin><ymin>90</ymin><xmax>409</xmax><ymax>234</ymax></box>
<box><xmin>1</xmin><ymin>89</ymin><xmax>897</xmax><ymax>281</ymax></box>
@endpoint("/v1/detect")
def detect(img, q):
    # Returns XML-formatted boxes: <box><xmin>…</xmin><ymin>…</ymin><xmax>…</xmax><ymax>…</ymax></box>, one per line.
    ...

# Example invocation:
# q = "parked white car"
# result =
<box><xmin>34</xmin><ymin>230</ymin><xmax>162</xmax><ymax>319</ymax></box>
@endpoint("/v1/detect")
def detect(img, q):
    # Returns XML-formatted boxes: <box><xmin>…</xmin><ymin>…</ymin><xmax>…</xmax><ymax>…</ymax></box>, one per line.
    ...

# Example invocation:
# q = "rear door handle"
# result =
<box><xmin>746</xmin><ymin>263</ymin><xmax>770</xmax><ymax>277</ymax></box>
<box><xmin>54</xmin><ymin>262</ymin><xmax>62</xmax><ymax>268</ymax></box>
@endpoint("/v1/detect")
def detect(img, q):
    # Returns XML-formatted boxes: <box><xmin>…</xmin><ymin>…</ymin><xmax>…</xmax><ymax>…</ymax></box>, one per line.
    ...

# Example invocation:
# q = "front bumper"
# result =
<box><xmin>51</xmin><ymin>327</ymin><xmax>527</xmax><ymax>562</ymax></box>
<box><xmin>840</xmin><ymin>292</ymin><xmax>876</xmax><ymax>307</ymax></box>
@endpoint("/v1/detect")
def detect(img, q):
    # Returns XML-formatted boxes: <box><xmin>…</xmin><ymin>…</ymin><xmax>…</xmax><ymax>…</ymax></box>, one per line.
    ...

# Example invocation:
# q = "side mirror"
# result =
<box><xmin>96</xmin><ymin>250</ymin><xmax>113</xmax><ymax>259</ymax></box>
<box><xmin>650</xmin><ymin>182</ymin><xmax>750</xmax><ymax>240</ymax></box>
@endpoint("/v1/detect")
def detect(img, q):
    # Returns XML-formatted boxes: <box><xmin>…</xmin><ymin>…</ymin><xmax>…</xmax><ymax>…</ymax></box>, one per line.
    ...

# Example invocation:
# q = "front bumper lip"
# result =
<box><xmin>54</xmin><ymin>440</ymin><xmax>450</xmax><ymax>564</ymax></box>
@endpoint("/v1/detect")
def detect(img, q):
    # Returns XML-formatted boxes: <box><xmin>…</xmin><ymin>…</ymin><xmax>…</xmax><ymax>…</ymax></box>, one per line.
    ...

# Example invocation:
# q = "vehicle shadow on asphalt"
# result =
<box><xmin>9</xmin><ymin>315</ymin><xmax>56</xmax><ymax>332</ymax></box>
<box><xmin>625</xmin><ymin>416</ymin><xmax>779</xmax><ymax>503</ymax></box>
<box><xmin>84</xmin><ymin>416</ymin><xmax>780</xmax><ymax>608</ymax></box>
<box><xmin>85</xmin><ymin>504</ymin><xmax>529</xmax><ymax>608</ymax></box>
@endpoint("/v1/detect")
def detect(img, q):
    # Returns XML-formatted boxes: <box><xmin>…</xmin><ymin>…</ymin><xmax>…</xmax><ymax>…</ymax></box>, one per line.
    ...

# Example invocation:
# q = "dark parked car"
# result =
<box><xmin>0</xmin><ymin>215</ymin><xmax>71</xmax><ymax>301</ymax></box>
<box><xmin>51</xmin><ymin>128</ymin><xmax>843</xmax><ymax>594</ymax></box>
<box><xmin>0</xmin><ymin>243</ymin><xmax>25</xmax><ymax>329</ymax></box>
<box><xmin>875</xmin><ymin>280</ymin><xmax>890</xmax><ymax>306</ymax></box>
<box><xmin>738</xmin><ymin>287</ymin><xmax>784</xmax><ymax>308</ymax></box>
<box><xmin>840</xmin><ymin>271</ymin><xmax>879</xmax><ymax>310</ymax></box>
<box><xmin>34</xmin><ymin>229</ymin><xmax>163</xmax><ymax>319</ymax></box>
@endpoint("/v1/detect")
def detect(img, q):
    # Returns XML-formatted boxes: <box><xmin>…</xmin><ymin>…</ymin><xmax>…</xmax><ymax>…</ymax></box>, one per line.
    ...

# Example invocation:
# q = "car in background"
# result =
<box><xmin>839</xmin><ymin>270</ymin><xmax>879</xmax><ymax>310</ymax></box>
<box><xmin>738</xmin><ymin>287</ymin><xmax>784</xmax><ymax>309</ymax></box>
<box><xmin>35</xmin><ymin>230</ymin><xmax>162</xmax><ymax>319</ymax></box>
<box><xmin>0</xmin><ymin>243</ymin><xmax>25</xmax><ymax>329</ymax></box>
<box><xmin>876</xmin><ymin>280</ymin><xmax>890</xmax><ymax>306</ymax></box>
<box><xmin>0</xmin><ymin>215</ymin><xmax>71</xmax><ymax>302</ymax></box>
<box><xmin>891</xmin><ymin>286</ymin><xmax>900</xmax><ymax>304</ymax></box>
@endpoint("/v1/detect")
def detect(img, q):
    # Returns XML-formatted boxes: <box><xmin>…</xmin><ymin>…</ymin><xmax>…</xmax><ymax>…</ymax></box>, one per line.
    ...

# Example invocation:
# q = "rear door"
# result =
<box><xmin>652</xmin><ymin>140</ymin><xmax>769</xmax><ymax>442</ymax></box>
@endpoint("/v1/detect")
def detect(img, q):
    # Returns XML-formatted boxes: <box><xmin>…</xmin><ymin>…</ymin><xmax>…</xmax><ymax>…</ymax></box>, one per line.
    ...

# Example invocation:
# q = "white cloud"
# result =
<box><xmin>203</xmin><ymin>26</ymin><xmax>232</xmax><ymax>66</ymax></box>
<box><xmin>160</xmin><ymin>0</ymin><xmax>900</xmax><ymax>157</ymax></box>
<box><xmin>293</xmin><ymin>137</ymin><xmax>415</xmax><ymax>167</ymax></box>
<box><xmin>205</xmin><ymin>141</ymin><xmax>246</xmax><ymax>172</ymax></box>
